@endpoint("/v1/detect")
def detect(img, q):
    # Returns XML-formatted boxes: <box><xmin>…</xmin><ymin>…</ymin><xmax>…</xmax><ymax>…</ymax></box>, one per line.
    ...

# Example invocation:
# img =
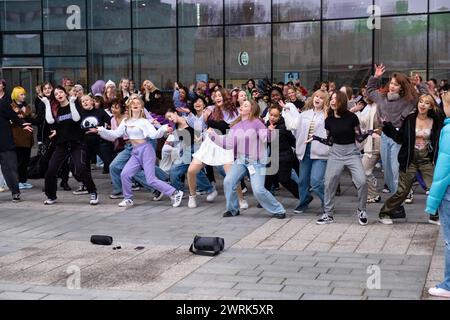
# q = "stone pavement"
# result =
<box><xmin>0</xmin><ymin>168</ymin><xmax>446</xmax><ymax>300</ymax></box>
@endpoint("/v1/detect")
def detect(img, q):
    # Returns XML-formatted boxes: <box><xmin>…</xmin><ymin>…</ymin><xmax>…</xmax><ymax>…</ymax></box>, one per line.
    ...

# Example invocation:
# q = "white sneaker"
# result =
<box><xmin>44</xmin><ymin>198</ymin><xmax>57</xmax><ymax>205</ymax></box>
<box><xmin>171</xmin><ymin>190</ymin><xmax>184</xmax><ymax>207</ymax></box>
<box><xmin>206</xmin><ymin>189</ymin><xmax>218</xmax><ymax>202</ymax></box>
<box><xmin>239</xmin><ymin>199</ymin><xmax>249</xmax><ymax>210</ymax></box>
<box><xmin>0</xmin><ymin>186</ymin><xmax>6</xmax><ymax>192</ymax></box>
<box><xmin>90</xmin><ymin>193</ymin><xmax>99</xmax><ymax>205</ymax></box>
<box><xmin>429</xmin><ymin>287</ymin><xmax>450</xmax><ymax>298</ymax></box>
<box><xmin>188</xmin><ymin>195</ymin><xmax>197</xmax><ymax>208</ymax></box>
<box><xmin>118</xmin><ymin>199</ymin><xmax>134</xmax><ymax>207</ymax></box>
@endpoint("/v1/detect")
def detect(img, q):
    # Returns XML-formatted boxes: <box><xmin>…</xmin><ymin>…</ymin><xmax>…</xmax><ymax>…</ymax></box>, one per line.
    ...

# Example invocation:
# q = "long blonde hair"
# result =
<box><xmin>231</xmin><ymin>100</ymin><xmax>261</xmax><ymax>127</ymax></box>
<box><xmin>126</xmin><ymin>94</ymin><xmax>146</xmax><ymax>119</ymax></box>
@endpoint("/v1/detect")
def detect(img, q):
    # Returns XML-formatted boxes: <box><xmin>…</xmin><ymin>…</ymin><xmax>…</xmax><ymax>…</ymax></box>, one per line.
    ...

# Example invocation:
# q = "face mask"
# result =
<box><xmin>387</xmin><ymin>92</ymin><xmax>400</xmax><ymax>101</ymax></box>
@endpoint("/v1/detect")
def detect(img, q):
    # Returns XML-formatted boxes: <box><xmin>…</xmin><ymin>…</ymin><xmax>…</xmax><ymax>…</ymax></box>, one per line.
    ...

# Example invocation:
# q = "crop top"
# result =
<box><xmin>97</xmin><ymin>118</ymin><xmax>167</xmax><ymax>141</ymax></box>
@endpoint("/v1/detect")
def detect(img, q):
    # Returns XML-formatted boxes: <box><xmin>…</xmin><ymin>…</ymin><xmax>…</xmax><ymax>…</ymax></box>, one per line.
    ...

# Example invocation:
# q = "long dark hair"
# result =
<box><xmin>328</xmin><ymin>91</ymin><xmax>349</xmax><ymax>117</ymax></box>
<box><xmin>210</xmin><ymin>88</ymin><xmax>238</xmax><ymax>121</ymax></box>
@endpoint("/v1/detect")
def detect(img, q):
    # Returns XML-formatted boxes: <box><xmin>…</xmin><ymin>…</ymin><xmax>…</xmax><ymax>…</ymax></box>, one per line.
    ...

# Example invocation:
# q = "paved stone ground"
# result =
<box><xmin>0</xmin><ymin>167</ymin><xmax>446</xmax><ymax>300</ymax></box>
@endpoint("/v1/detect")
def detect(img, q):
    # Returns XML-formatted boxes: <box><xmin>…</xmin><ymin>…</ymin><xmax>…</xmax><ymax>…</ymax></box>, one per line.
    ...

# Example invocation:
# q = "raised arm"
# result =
<box><xmin>280</xmin><ymin>101</ymin><xmax>300</xmax><ymax>130</ymax></box>
<box><xmin>69</xmin><ymin>97</ymin><xmax>80</xmax><ymax>122</ymax></box>
<box><xmin>367</xmin><ymin>64</ymin><xmax>386</xmax><ymax>105</ymax></box>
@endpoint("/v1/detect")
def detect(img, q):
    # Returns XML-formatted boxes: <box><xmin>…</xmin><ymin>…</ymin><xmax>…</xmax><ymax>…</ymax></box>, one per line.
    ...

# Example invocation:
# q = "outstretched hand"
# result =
<box><xmin>374</xmin><ymin>64</ymin><xmax>386</xmax><ymax>78</ymax></box>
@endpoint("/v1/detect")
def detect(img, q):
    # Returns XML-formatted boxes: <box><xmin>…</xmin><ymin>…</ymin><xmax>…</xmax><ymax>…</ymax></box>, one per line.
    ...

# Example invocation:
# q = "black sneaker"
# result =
<box><xmin>60</xmin><ymin>181</ymin><xmax>72</xmax><ymax>191</ymax></box>
<box><xmin>272</xmin><ymin>213</ymin><xmax>286</xmax><ymax>219</ymax></box>
<box><xmin>294</xmin><ymin>196</ymin><xmax>314</xmax><ymax>214</ymax></box>
<box><xmin>223</xmin><ymin>210</ymin><xmax>240</xmax><ymax>217</ymax></box>
<box><xmin>12</xmin><ymin>193</ymin><xmax>21</xmax><ymax>203</ymax></box>
<box><xmin>429</xmin><ymin>215</ymin><xmax>440</xmax><ymax>226</ymax></box>
<box><xmin>392</xmin><ymin>206</ymin><xmax>406</xmax><ymax>219</ymax></box>
<box><xmin>316</xmin><ymin>213</ymin><xmax>334</xmax><ymax>225</ymax></box>
<box><xmin>152</xmin><ymin>190</ymin><xmax>164</xmax><ymax>201</ymax></box>
<box><xmin>357</xmin><ymin>209</ymin><xmax>368</xmax><ymax>226</ymax></box>
<box><xmin>73</xmin><ymin>185</ymin><xmax>88</xmax><ymax>195</ymax></box>
<box><xmin>90</xmin><ymin>192</ymin><xmax>99</xmax><ymax>205</ymax></box>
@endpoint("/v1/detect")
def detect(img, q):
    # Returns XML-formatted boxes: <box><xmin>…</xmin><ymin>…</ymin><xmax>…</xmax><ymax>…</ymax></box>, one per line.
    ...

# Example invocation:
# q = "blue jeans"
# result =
<box><xmin>381</xmin><ymin>133</ymin><xmax>401</xmax><ymax>193</ymax></box>
<box><xmin>170</xmin><ymin>162</ymin><xmax>215</xmax><ymax>193</ymax></box>
<box><xmin>297</xmin><ymin>144</ymin><xmax>326</xmax><ymax>210</ymax></box>
<box><xmin>437</xmin><ymin>186</ymin><xmax>450</xmax><ymax>291</ymax></box>
<box><xmin>224</xmin><ymin>161</ymin><xmax>285</xmax><ymax>215</ymax></box>
<box><xmin>110</xmin><ymin>143</ymin><xmax>168</xmax><ymax>194</ymax></box>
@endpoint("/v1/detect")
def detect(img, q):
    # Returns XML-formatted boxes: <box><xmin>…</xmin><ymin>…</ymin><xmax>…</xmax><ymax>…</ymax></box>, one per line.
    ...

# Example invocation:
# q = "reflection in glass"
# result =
<box><xmin>273</xmin><ymin>22</ymin><xmax>320</xmax><ymax>91</ymax></box>
<box><xmin>45</xmin><ymin>57</ymin><xmax>87</xmax><ymax>87</ymax></box>
<box><xmin>89</xmin><ymin>30</ymin><xmax>132</xmax><ymax>83</ymax></box>
<box><xmin>323</xmin><ymin>0</ymin><xmax>372</xmax><ymax>19</ymax></box>
<box><xmin>323</xmin><ymin>19</ymin><xmax>372</xmax><ymax>87</ymax></box>
<box><xmin>178</xmin><ymin>0</ymin><xmax>223</xmax><ymax>26</ymax></box>
<box><xmin>225</xmin><ymin>0</ymin><xmax>271</xmax><ymax>24</ymax></box>
<box><xmin>375</xmin><ymin>16</ymin><xmax>427</xmax><ymax>76</ymax></box>
<box><xmin>133</xmin><ymin>29</ymin><xmax>176</xmax><ymax>90</ymax></box>
<box><xmin>87</xmin><ymin>0</ymin><xmax>130</xmax><ymax>28</ymax></box>
<box><xmin>429</xmin><ymin>13</ymin><xmax>450</xmax><ymax>81</ymax></box>
<box><xmin>375</xmin><ymin>0</ymin><xmax>427</xmax><ymax>15</ymax></box>
<box><xmin>0</xmin><ymin>0</ymin><xmax>41</xmax><ymax>31</ymax></box>
<box><xmin>43</xmin><ymin>0</ymin><xmax>86</xmax><ymax>30</ymax></box>
<box><xmin>225</xmin><ymin>24</ymin><xmax>271</xmax><ymax>88</ymax></box>
<box><xmin>44</xmin><ymin>32</ymin><xmax>86</xmax><ymax>56</ymax></box>
<box><xmin>3</xmin><ymin>34</ymin><xmax>41</xmax><ymax>55</ymax></box>
<box><xmin>133</xmin><ymin>0</ymin><xmax>176</xmax><ymax>28</ymax></box>
<box><xmin>273</xmin><ymin>0</ymin><xmax>320</xmax><ymax>22</ymax></box>
<box><xmin>179</xmin><ymin>27</ymin><xmax>223</xmax><ymax>85</ymax></box>
<box><xmin>430</xmin><ymin>0</ymin><xmax>450</xmax><ymax>12</ymax></box>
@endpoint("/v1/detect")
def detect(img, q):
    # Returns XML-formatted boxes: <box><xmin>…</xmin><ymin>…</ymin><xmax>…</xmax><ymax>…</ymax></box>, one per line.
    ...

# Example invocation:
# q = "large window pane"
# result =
<box><xmin>133</xmin><ymin>29</ymin><xmax>176</xmax><ymax>91</ymax></box>
<box><xmin>323</xmin><ymin>0</ymin><xmax>372</xmax><ymax>19</ymax></box>
<box><xmin>0</xmin><ymin>0</ymin><xmax>41</xmax><ymax>31</ymax></box>
<box><xmin>45</xmin><ymin>57</ymin><xmax>87</xmax><ymax>87</ymax></box>
<box><xmin>178</xmin><ymin>0</ymin><xmax>223</xmax><ymax>26</ymax></box>
<box><xmin>87</xmin><ymin>0</ymin><xmax>130</xmax><ymax>29</ymax></box>
<box><xmin>44</xmin><ymin>31</ymin><xmax>86</xmax><ymax>56</ymax></box>
<box><xmin>375</xmin><ymin>16</ymin><xmax>427</xmax><ymax>77</ymax></box>
<box><xmin>133</xmin><ymin>0</ymin><xmax>176</xmax><ymax>28</ymax></box>
<box><xmin>375</xmin><ymin>0</ymin><xmax>427</xmax><ymax>15</ymax></box>
<box><xmin>273</xmin><ymin>22</ymin><xmax>320</xmax><ymax>91</ymax></box>
<box><xmin>429</xmin><ymin>13</ymin><xmax>450</xmax><ymax>82</ymax></box>
<box><xmin>43</xmin><ymin>0</ymin><xmax>86</xmax><ymax>30</ymax></box>
<box><xmin>179</xmin><ymin>27</ymin><xmax>223</xmax><ymax>86</ymax></box>
<box><xmin>2</xmin><ymin>57</ymin><xmax>42</xmax><ymax>67</ymax></box>
<box><xmin>89</xmin><ymin>30</ymin><xmax>131</xmax><ymax>84</ymax></box>
<box><xmin>225</xmin><ymin>25</ymin><xmax>271</xmax><ymax>88</ymax></box>
<box><xmin>3</xmin><ymin>34</ymin><xmax>41</xmax><ymax>55</ymax></box>
<box><xmin>430</xmin><ymin>0</ymin><xmax>450</xmax><ymax>12</ymax></box>
<box><xmin>323</xmin><ymin>19</ymin><xmax>372</xmax><ymax>88</ymax></box>
<box><xmin>273</xmin><ymin>0</ymin><xmax>320</xmax><ymax>22</ymax></box>
<box><xmin>225</xmin><ymin>0</ymin><xmax>271</xmax><ymax>24</ymax></box>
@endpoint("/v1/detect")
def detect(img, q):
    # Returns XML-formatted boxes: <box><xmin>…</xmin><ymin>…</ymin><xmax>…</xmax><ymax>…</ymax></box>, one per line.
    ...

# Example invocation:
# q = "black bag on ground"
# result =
<box><xmin>90</xmin><ymin>235</ymin><xmax>113</xmax><ymax>245</ymax></box>
<box><xmin>189</xmin><ymin>235</ymin><xmax>224</xmax><ymax>256</ymax></box>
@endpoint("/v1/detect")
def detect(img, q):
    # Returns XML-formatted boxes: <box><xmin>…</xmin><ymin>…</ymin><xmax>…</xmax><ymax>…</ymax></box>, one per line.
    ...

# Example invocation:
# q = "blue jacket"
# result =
<box><xmin>426</xmin><ymin>118</ymin><xmax>450</xmax><ymax>214</ymax></box>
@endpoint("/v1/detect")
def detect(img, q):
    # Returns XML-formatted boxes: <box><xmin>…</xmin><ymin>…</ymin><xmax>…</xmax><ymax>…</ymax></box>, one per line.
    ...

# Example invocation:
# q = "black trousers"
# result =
<box><xmin>265</xmin><ymin>151</ymin><xmax>300</xmax><ymax>199</ymax></box>
<box><xmin>0</xmin><ymin>150</ymin><xmax>19</xmax><ymax>195</ymax></box>
<box><xmin>16</xmin><ymin>147</ymin><xmax>31</xmax><ymax>183</ymax></box>
<box><xmin>85</xmin><ymin>139</ymin><xmax>114</xmax><ymax>174</ymax></box>
<box><xmin>45</xmin><ymin>142</ymin><xmax>96</xmax><ymax>199</ymax></box>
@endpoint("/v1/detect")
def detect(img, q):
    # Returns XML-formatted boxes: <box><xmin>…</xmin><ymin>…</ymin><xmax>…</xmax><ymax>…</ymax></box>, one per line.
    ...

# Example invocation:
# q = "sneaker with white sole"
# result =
<box><xmin>206</xmin><ymin>189</ymin><xmax>218</xmax><ymax>202</ymax></box>
<box><xmin>405</xmin><ymin>189</ymin><xmax>414</xmax><ymax>204</ymax></box>
<box><xmin>188</xmin><ymin>195</ymin><xmax>197</xmax><ymax>208</ymax></box>
<box><xmin>152</xmin><ymin>190</ymin><xmax>164</xmax><ymax>201</ymax></box>
<box><xmin>73</xmin><ymin>185</ymin><xmax>88</xmax><ymax>195</ymax></box>
<box><xmin>44</xmin><ymin>198</ymin><xmax>57</xmax><ymax>205</ymax></box>
<box><xmin>118</xmin><ymin>199</ymin><xmax>134</xmax><ymax>207</ymax></box>
<box><xmin>316</xmin><ymin>213</ymin><xmax>334</xmax><ymax>225</ymax></box>
<box><xmin>12</xmin><ymin>193</ymin><xmax>21</xmax><ymax>203</ymax></box>
<box><xmin>90</xmin><ymin>192</ymin><xmax>99</xmax><ymax>205</ymax></box>
<box><xmin>171</xmin><ymin>190</ymin><xmax>184</xmax><ymax>207</ymax></box>
<box><xmin>378</xmin><ymin>214</ymin><xmax>393</xmax><ymax>225</ymax></box>
<box><xmin>428</xmin><ymin>215</ymin><xmax>441</xmax><ymax>226</ymax></box>
<box><xmin>357</xmin><ymin>209</ymin><xmax>368</xmax><ymax>226</ymax></box>
<box><xmin>109</xmin><ymin>192</ymin><xmax>124</xmax><ymax>199</ymax></box>
<box><xmin>239</xmin><ymin>199</ymin><xmax>249</xmax><ymax>210</ymax></box>
<box><xmin>428</xmin><ymin>287</ymin><xmax>450</xmax><ymax>298</ymax></box>
<box><xmin>131</xmin><ymin>182</ymin><xmax>141</xmax><ymax>191</ymax></box>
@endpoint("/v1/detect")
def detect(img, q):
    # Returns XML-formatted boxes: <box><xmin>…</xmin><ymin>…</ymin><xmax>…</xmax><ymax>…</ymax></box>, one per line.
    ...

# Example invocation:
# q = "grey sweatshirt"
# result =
<box><xmin>367</xmin><ymin>76</ymin><xmax>428</xmax><ymax>129</ymax></box>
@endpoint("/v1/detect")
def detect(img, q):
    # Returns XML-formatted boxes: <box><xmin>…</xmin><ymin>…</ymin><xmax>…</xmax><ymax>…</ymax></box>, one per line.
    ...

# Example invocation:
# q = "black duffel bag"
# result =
<box><xmin>189</xmin><ymin>235</ymin><xmax>225</xmax><ymax>256</ymax></box>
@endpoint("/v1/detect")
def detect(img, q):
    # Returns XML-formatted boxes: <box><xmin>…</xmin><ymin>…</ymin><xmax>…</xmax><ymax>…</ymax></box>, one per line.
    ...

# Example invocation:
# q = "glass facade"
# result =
<box><xmin>0</xmin><ymin>0</ymin><xmax>449</xmax><ymax>91</ymax></box>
